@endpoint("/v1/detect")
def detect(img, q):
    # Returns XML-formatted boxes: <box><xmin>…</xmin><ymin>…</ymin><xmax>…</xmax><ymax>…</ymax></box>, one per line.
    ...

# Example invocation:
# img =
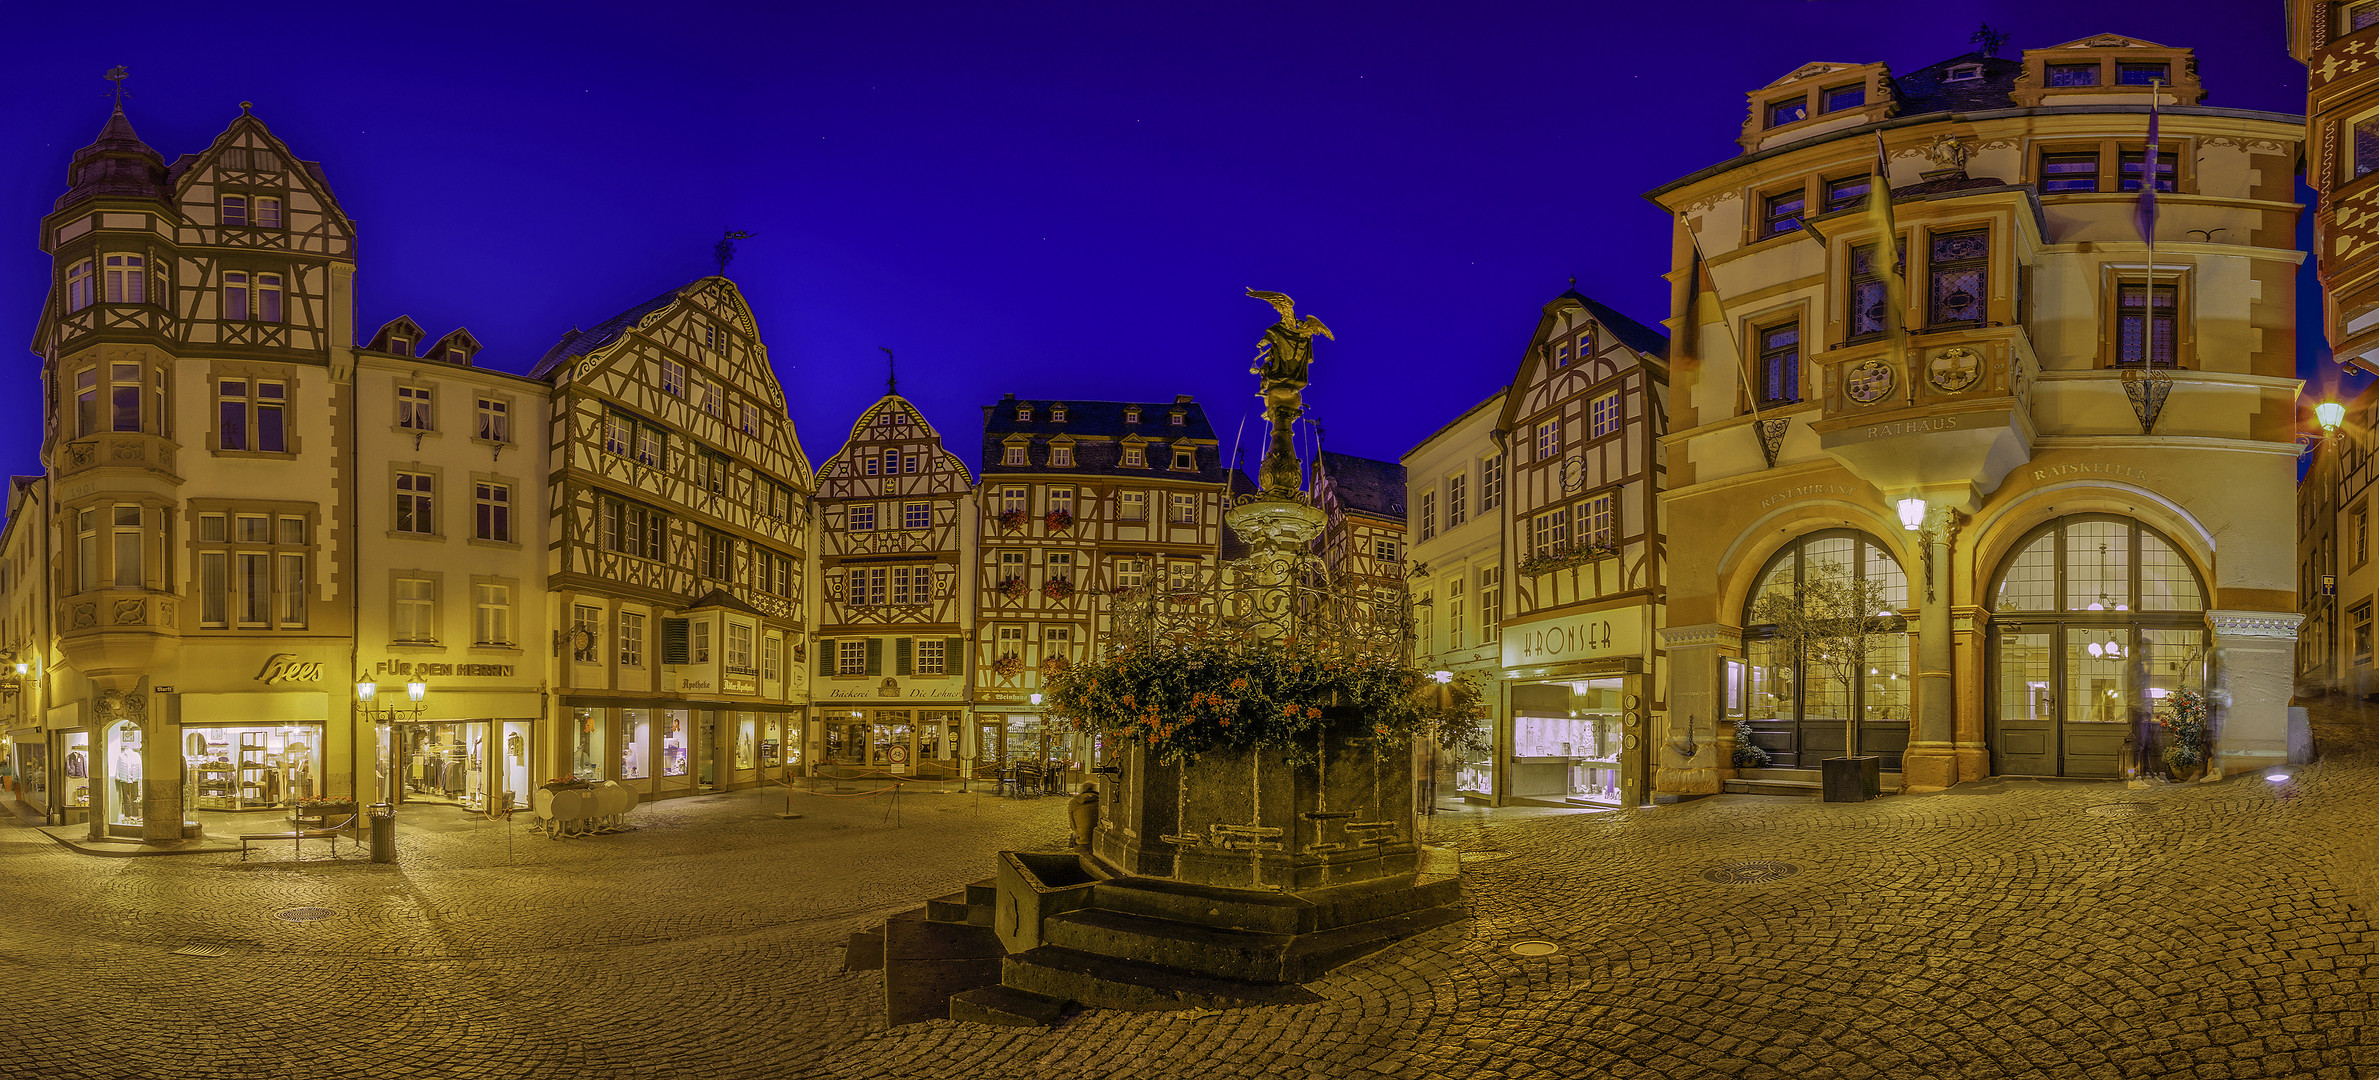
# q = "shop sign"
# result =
<box><xmin>722</xmin><ymin>672</ymin><xmax>758</xmax><ymax>695</ymax></box>
<box><xmin>1756</xmin><ymin>482</ymin><xmax>1858</xmax><ymax>511</ymax></box>
<box><xmin>2029</xmin><ymin>462</ymin><xmax>2153</xmax><ymax>484</ymax></box>
<box><xmin>678</xmin><ymin>676</ymin><xmax>714</xmax><ymax>692</ymax></box>
<box><xmin>1830</xmin><ymin>410</ymin><xmax>2002</xmax><ymax>447</ymax></box>
<box><xmin>1501</xmin><ymin>610</ymin><xmax>1643</xmax><ymax>669</ymax></box>
<box><xmin>255</xmin><ymin>654</ymin><xmax>324</xmax><ymax>685</ymax></box>
<box><xmin>820</xmin><ymin>677</ymin><xmax>965</xmax><ymax>702</ymax></box>
<box><xmin>370</xmin><ymin>659</ymin><xmax>516</xmax><ymax>679</ymax></box>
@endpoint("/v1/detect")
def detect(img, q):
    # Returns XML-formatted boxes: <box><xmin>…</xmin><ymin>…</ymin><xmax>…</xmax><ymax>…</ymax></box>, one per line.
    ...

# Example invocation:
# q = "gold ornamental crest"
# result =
<box><xmin>1844</xmin><ymin>359</ymin><xmax>1896</xmax><ymax>404</ymax></box>
<box><xmin>1928</xmin><ymin>347</ymin><xmax>1983</xmax><ymax>393</ymax></box>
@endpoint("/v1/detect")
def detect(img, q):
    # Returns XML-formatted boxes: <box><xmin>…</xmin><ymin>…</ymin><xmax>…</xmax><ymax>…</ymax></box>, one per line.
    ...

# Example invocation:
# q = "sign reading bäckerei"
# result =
<box><xmin>1501</xmin><ymin>609</ymin><xmax>1645</xmax><ymax>669</ymax></box>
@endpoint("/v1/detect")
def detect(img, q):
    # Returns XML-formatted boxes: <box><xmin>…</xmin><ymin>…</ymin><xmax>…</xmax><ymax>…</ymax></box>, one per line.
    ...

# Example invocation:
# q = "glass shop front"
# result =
<box><xmin>391</xmin><ymin>720</ymin><xmax>534</xmax><ymax>812</ymax></box>
<box><xmin>819</xmin><ymin>708</ymin><xmax>966</xmax><ymax>778</ymax></box>
<box><xmin>183</xmin><ymin>723</ymin><xmax>326</xmax><ymax>812</ymax></box>
<box><xmin>1506</xmin><ymin>674</ymin><xmax>1651</xmax><ymax>808</ymax></box>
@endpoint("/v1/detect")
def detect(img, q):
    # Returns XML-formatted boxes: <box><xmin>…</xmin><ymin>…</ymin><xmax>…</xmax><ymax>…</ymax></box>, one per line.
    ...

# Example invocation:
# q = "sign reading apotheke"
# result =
<box><xmin>1502</xmin><ymin>609</ymin><xmax>1645</xmax><ymax>669</ymax></box>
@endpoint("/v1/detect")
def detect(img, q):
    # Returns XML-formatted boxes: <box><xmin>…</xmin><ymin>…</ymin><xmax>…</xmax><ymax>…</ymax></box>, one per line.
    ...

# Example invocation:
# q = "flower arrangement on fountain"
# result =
<box><xmin>997</xmin><ymin>508</ymin><xmax>1030</xmax><ymax>531</ymax></box>
<box><xmin>1515</xmin><ymin>537</ymin><xmax>1619</xmax><ymax>577</ymax></box>
<box><xmin>997</xmin><ymin>575</ymin><xmax>1028</xmax><ymax>601</ymax></box>
<box><xmin>1042</xmin><ymin>577</ymin><xmax>1076</xmax><ymax>600</ymax></box>
<box><xmin>1044</xmin><ymin>508</ymin><xmax>1074</xmax><ymax>531</ymax></box>
<box><xmin>1047</xmin><ymin>639</ymin><xmax>1468</xmax><ymax>766</ymax></box>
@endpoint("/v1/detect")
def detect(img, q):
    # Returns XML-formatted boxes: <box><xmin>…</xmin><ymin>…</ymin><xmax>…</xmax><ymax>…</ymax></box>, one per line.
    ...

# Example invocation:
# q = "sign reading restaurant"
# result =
<box><xmin>1501</xmin><ymin>609</ymin><xmax>1645</xmax><ymax>670</ymax></box>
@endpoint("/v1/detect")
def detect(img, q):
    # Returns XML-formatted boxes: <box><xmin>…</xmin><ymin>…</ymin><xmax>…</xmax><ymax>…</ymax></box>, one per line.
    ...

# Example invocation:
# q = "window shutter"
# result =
<box><xmin>864</xmin><ymin>637</ymin><xmax>883</xmax><ymax>676</ymax></box>
<box><xmin>661</xmin><ymin>617</ymin><xmax>690</xmax><ymax>665</ymax></box>
<box><xmin>950</xmin><ymin>638</ymin><xmax>968</xmax><ymax>676</ymax></box>
<box><xmin>896</xmin><ymin>637</ymin><xmax>913</xmax><ymax>676</ymax></box>
<box><xmin>816</xmin><ymin>638</ymin><xmax>834</xmax><ymax>677</ymax></box>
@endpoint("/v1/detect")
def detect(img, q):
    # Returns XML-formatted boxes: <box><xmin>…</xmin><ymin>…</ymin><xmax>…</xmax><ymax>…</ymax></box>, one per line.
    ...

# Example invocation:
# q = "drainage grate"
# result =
<box><xmin>2086</xmin><ymin>803</ymin><xmax>2158</xmax><ymax>818</ymax></box>
<box><xmin>1507</xmin><ymin>939</ymin><xmax>1560</xmax><ymax>958</ymax></box>
<box><xmin>169</xmin><ymin>943</ymin><xmax>231</xmax><ymax>957</ymax></box>
<box><xmin>1459</xmin><ymin>850</ymin><xmax>1514</xmax><ymax>864</ymax></box>
<box><xmin>1702</xmin><ymin>859</ymin><xmax>1802</xmax><ymax>884</ymax></box>
<box><xmin>274</xmin><ymin>907</ymin><xmax>335</xmax><ymax>923</ymax></box>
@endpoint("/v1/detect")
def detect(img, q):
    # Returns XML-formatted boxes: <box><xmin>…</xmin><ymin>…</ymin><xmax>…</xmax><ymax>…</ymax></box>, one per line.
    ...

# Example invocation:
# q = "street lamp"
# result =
<box><xmin>357</xmin><ymin>677</ymin><xmax>429</xmax><ymax>720</ymax></box>
<box><xmin>1896</xmin><ymin>498</ymin><xmax>1926</xmax><ymax>531</ymax></box>
<box><xmin>2318</xmin><ymin>399</ymin><xmax>2346</xmax><ymax>439</ymax></box>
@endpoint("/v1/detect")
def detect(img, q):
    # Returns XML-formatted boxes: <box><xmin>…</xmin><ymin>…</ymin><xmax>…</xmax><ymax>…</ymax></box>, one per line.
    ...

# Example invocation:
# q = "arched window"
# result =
<box><xmin>1741</xmin><ymin>530</ymin><xmax>1911</xmax><ymax>769</ymax></box>
<box><xmin>1987</xmin><ymin>515</ymin><xmax>2207</xmax><ymax>778</ymax></box>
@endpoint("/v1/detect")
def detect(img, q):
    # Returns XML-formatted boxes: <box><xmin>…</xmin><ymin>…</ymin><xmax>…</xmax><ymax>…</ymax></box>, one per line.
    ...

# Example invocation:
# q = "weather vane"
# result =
<box><xmin>1971</xmin><ymin>23</ymin><xmax>2008</xmax><ymax>58</ymax></box>
<box><xmin>105</xmin><ymin>66</ymin><xmax>128</xmax><ymax>111</ymax></box>
<box><xmin>714</xmin><ymin>229</ymin><xmax>756</xmax><ymax>276</ymax></box>
<box><xmin>880</xmin><ymin>347</ymin><xmax>897</xmax><ymax>396</ymax></box>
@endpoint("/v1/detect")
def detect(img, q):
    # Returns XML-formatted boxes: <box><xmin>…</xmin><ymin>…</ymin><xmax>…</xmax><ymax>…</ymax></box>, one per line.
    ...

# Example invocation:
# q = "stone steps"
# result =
<box><xmin>1001</xmin><ymin>945</ymin><xmax>1324</xmax><ymax>1012</ymax></box>
<box><xmin>1722</xmin><ymin>777</ymin><xmax>1823</xmax><ymax>797</ymax></box>
<box><xmin>946</xmin><ymin>984</ymin><xmax>1069</xmax><ymax>1028</ymax></box>
<box><xmin>883</xmin><ymin>907</ymin><xmax>1004</xmax><ymax>1026</ymax></box>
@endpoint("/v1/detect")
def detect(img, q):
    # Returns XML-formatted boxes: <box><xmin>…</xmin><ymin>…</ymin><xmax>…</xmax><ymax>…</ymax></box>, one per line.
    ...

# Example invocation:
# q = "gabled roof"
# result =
<box><xmin>424</xmin><ymin>328</ymin><xmax>482</xmax><ymax>365</ymax></box>
<box><xmin>529</xmin><ymin>286</ymin><xmax>683</xmax><ymax>380</ymax></box>
<box><xmin>1317</xmin><ymin>451</ymin><xmax>1407</xmax><ymax>521</ymax></box>
<box><xmin>682</xmin><ymin>588</ymin><xmax>762</xmax><ymax>616</ymax></box>
<box><xmin>1552</xmin><ymin>289</ymin><xmax>1670</xmax><ymax>360</ymax></box>
<box><xmin>364</xmin><ymin>316</ymin><xmax>427</xmax><ymax>355</ymax></box>
<box><xmin>816</xmin><ymin>393</ymin><xmax>976</xmax><ymax>486</ymax></box>
<box><xmin>165</xmin><ymin>110</ymin><xmax>350</xmax><ymax>230</ymax></box>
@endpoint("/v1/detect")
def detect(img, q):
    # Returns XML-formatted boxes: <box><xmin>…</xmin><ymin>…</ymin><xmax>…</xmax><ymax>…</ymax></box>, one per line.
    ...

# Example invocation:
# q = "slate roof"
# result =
<box><xmin>530</xmin><ymin>286</ymin><xmax>686</xmax><ymax>380</ymax></box>
<box><xmin>1317</xmin><ymin>451</ymin><xmax>1406</xmax><ymax>521</ymax></box>
<box><xmin>1890</xmin><ymin>52</ymin><xmax>2024</xmax><ymax>116</ymax></box>
<box><xmin>1553</xmin><ymin>290</ymin><xmax>1670</xmax><ymax>359</ymax></box>
<box><xmin>978</xmin><ymin>396</ymin><xmax>1229</xmax><ymax>484</ymax></box>
<box><xmin>56</xmin><ymin>108</ymin><xmax>169</xmax><ymax>210</ymax></box>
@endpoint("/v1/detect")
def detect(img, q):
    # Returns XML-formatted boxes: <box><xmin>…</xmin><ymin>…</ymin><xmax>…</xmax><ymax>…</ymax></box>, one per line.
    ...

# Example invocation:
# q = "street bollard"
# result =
<box><xmin>368</xmin><ymin>801</ymin><xmax>396</xmax><ymax>863</ymax></box>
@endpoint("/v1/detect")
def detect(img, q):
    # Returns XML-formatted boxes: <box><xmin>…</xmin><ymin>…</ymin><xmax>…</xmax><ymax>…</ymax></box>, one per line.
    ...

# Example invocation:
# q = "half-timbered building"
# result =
<box><xmin>811</xmin><ymin>390</ymin><xmax>977</xmax><ymax>781</ymax></box>
<box><xmin>532</xmin><ymin>277</ymin><xmax>812</xmax><ymax>803</ymax></box>
<box><xmin>972</xmin><ymin>394</ymin><xmax>1229</xmax><ymax>776</ymax></box>
<box><xmin>1494</xmin><ymin>290</ymin><xmax>1669</xmax><ymax>809</ymax></box>
<box><xmin>1314</xmin><ymin>451</ymin><xmax>1409</xmax><ymax>588</ymax></box>
<box><xmin>30</xmin><ymin>103</ymin><xmax>362</xmax><ymax>842</ymax></box>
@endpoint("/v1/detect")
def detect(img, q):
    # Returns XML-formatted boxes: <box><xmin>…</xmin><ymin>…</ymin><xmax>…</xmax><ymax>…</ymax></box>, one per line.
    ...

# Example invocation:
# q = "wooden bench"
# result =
<box><xmin>239</xmin><ymin>813</ymin><xmax>358</xmax><ymax>861</ymax></box>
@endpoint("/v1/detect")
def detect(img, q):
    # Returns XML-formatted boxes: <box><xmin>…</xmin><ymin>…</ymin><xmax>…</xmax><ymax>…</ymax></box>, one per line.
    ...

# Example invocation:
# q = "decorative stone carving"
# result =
<box><xmin>113</xmin><ymin>599</ymin><xmax>145</xmax><ymax>625</ymax></box>
<box><xmin>1924</xmin><ymin>134</ymin><xmax>1970</xmax><ymax>171</ymax></box>
<box><xmin>1928</xmin><ymin>347</ymin><xmax>1983</xmax><ymax>393</ymax></box>
<box><xmin>70</xmin><ymin>604</ymin><xmax>96</xmax><ymax>629</ymax></box>
<box><xmin>2206</xmin><ymin>611</ymin><xmax>2305</xmax><ymax>640</ymax></box>
<box><xmin>1845</xmin><ymin>359</ymin><xmax>1896</xmax><ymax>404</ymax></box>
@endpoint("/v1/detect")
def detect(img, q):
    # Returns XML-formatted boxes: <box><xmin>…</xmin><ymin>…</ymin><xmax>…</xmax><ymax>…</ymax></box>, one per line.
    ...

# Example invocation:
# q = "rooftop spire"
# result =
<box><xmin>105</xmin><ymin>65</ymin><xmax>127</xmax><ymax>112</ymax></box>
<box><xmin>56</xmin><ymin>66</ymin><xmax>167</xmax><ymax>212</ymax></box>
<box><xmin>881</xmin><ymin>347</ymin><xmax>898</xmax><ymax>396</ymax></box>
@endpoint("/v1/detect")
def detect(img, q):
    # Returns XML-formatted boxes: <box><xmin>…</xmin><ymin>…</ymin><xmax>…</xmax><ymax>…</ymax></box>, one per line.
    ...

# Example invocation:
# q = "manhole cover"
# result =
<box><xmin>169</xmin><ymin>943</ymin><xmax>230</xmax><ymax>957</ymax></box>
<box><xmin>2086</xmin><ymin>803</ymin><xmax>2158</xmax><ymax>818</ymax></box>
<box><xmin>275</xmin><ymin>907</ymin><xmax>335</xmax><ymax>923</ymax></box>
<box><xmin>1459</xmin><ymin>850</ymin><xmax>1513</xmax><ymax>863</ymax></box>
<box><xmin>1507</xmin><ymin>939</ymin><xmax>1560</xmax><ymax>957</ymax></box>
<box><xmin>1702</xmin><ymin>860</ymin><xmax>1801</xmax><ymax>884</ymax></box>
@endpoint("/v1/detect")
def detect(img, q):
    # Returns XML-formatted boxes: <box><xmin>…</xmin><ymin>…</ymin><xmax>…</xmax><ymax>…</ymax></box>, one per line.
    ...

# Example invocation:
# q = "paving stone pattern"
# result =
<box><xmin>4</xmin><ymin>749</ymin><xmax>2379</xmax><ymax>1078</ymax></box>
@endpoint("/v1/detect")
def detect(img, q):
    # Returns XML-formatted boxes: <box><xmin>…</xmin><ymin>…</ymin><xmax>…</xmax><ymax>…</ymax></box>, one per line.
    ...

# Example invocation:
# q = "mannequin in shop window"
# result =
<box><xmin>111</xmin><ymin>727</ymin><xmax>142</xmax><ymax>822</ymax></box>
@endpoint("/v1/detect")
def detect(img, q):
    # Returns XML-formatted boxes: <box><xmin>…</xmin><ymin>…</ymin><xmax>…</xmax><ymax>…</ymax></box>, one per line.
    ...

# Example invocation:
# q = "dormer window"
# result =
<box><xmin>1051</xmin><ymin>443</ymin><xmax>1075</xmax><ymax>467</ymax></box>
<box><xmin>445</xmin><ymin>347</ymin><xmax>467</xmax><ymax>365</ymax></box>
<box><xmin>1172</xmin><ymin>448</ymin><xmax>1195</xmax><ymax>470</ymax></box>
<box><xmin>1123</xmin><ymin>445</ymin><xmax>1146</xmax><ymax>468</ymax></box>
<box><xmin>1169</xmin><ymin>410</ymin><xmax>1185</xmax><ymax>426</ymax></box>
<box><xmin>1822</xmin><ymin>85</ymin><xmax>1865</xmax><ymax>112</ymax></box>
<box><xmin>2047</xmin><ymin>63</ymin><xmax>2098</xmax><ymax>86</ymax></box>
<box><xmin>390</xmin><ymin>336</ymin><xmax>413</xmax><ymax>356</ymax></box>
<box><xmin>1766</xmin><ymin>98</ymin><xmax>1809</xmax><ymax>128</ymax></box>
<box><xmin>1051</xmin><ymin>404</ymin><xmax>1067</xmax><ymax>422</ymax></box>
<box><xmin>1946</xmin><ymin>64</ymin><xmax>1983</xmax><ymax>82</ymax></box>
<box><xmin>1016</xmin><ymin>404</ymin><xmax>1033</xmax><ymax>422</ymax></box>
<box><xmin>2116</xmin><ymin>62</ymin><xmax>2170</xmax><ymax>86</ymax></box>
<box><xmin>1124</xmin><ymin>407</ymin><xmax>1140</xmax><ymax>424</ymax></box>
<box><xmin>1003</xmin><ymin>444</ymin><xmax>1027</xmax><ymax>466</ymax></box>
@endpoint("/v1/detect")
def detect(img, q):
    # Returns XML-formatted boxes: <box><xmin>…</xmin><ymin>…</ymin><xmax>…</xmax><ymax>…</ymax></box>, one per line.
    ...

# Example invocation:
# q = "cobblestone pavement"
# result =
<box><xmin>5</xmin><ymin>747</ymin><xmax>2379</xmax><ymax>1080</ymax></box>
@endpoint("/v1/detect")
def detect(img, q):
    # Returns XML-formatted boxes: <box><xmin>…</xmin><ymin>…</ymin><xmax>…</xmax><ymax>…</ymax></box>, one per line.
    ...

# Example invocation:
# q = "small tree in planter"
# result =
<box><xmin>1746</xmin><ymin>564</ymin><xmax>1898</xmax><ymax>768</ymax></box>
<box><xmin>2158</xmin><ymin>686</ymin><xmax>2211</xmax><ymax>780</ymax></box>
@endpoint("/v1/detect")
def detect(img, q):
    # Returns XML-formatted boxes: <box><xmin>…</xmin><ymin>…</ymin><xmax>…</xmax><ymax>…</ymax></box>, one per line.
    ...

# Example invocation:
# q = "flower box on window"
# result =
<box><xmin>1043</xmin><ymin>578</ymin><xmax>1076</xmax><ymax>600</ymax></box>
<box><xmin>1044</xmin><ymin>509</ymin><xmax>1074</xmax><ymax>531</ymax></box>
<box><xmin>1516</xmin><ymin>539</ymin><xmax>1619</xmax><ymax>577</ymax></box>
<box><xmin>992</xmin><ymin>654</ymin><xmax>1024</xmax><ymax>677</ymax></box>
<box><xmin>998</xmin><ymin>509</ymin><xmax>1030</xmax><ymax>531</ymax></box>
<box><xmin>998</xmin><ymin>576</ymin><xmax>1028</xmax><ymax>601</ymax></box>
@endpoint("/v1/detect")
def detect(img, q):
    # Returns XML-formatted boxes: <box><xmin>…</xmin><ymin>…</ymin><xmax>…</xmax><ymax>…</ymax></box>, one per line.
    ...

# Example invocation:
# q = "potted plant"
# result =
<box><xmin>1516</xmin><ymin>538</ymin><xmax>1620</xmax><ymax>577</ymax></box>
<box><xmin>2158</xmin><ymin>687</ymin><xmax>2210</xmax><ymax>782</ymax></box>
<box><xmin>1747</xmin><ymin>565</ymin><xmax>1897</xmax><ymax>802</ymax></box>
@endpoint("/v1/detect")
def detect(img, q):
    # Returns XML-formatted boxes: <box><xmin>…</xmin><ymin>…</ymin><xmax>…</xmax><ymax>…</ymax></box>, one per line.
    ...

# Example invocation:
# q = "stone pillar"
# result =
<box><xmin>1900</xmin><ymin>507</ymin><xmax>1960</xmax><ymax>792</ymax></box>
<box><xmin>1656</xmin><ymin>623</ymin><xmax>1735</xmax><ymax>795</ymax></box>
<box><xmin>1951</xmin><ymin>606</ymin><xmax>1992</xmax><ymax>782</ymax></box>
<box><xmin>2205</xmin><ymin>610</ymin><xmax>2305</xmax><ymax>778</ymax></box>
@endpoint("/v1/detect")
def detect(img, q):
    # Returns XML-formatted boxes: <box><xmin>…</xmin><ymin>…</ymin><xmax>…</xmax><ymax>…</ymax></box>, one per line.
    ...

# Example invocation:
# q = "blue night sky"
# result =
<box><xmin>0</xmin><ymin>1</ymin><xmax>2339</xmax><ymax>484</ymax></box>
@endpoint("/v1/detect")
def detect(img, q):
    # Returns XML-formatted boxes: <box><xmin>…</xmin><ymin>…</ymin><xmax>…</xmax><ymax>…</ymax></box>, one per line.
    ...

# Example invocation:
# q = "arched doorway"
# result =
<box><xmin>1987</xmin><ymin>515</ymin><xmax>2207</xmax><ymax>777</ymax></box>
<box><xmin>1741</xmin><ymin>530</ymin><xmax>1912</xmax><ymax>769</ymax></box>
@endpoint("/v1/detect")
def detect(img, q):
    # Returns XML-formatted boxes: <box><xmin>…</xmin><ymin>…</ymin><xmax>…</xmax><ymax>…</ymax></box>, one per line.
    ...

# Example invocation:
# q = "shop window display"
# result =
<box><xmin>184</xmin><ymin>724</ymin><xmax>323</xmax><ymax>811</ymax></box>
<box><xmin>13</xmin><ymin>741</ymin><xmax>47</xmax><ymax>811</ymax></box>
<box><xmin>501</xmin><ymin>721</ymin><xmax>531</xmax><ymax>810</ymax></box>
<box><xmin>397</xmin><ymin>722</ymin><xmax>493</xmax><ymax>810</ymax></box>
<box><xmin>108</xmin><ymin>721</ymin><xmax>143</xmax><ymax>826</ymax></box>
<box><xmin>573</xmin><ymin>707</ymin><xmax>607</xmax><ymax>780</ymax></box>
<box><xmin>735</xmin><ymin>714</ymin><xmax>756</xmax><ymax>771</ymax></box>
<box><xmin>62</xmin><ymin>731</ymin><xmax>91</xmax><ymax>822</ymax></box>
<box><xmin>872</xmin><ymin>711</ymin><xmax>914</xmax><ymax>770</ymax></box>
<box><xmin>662</xmin><ymin>709</ymin><xmax>690</xmax><ymax>778</ymax></box>
<box><xmin>619</xmin><ymin>709</ymin><xmax>651</xmax><ymax>779</ymax></box>
<box><xmin>760</xmin><ymin>717</ymin><xmax>781</xmax><ymax>769</ymax></box>
<box><xmin>1509</xmin><ymin>679</ymin><xmax>1625</xmax><ymax>806</ymax></box>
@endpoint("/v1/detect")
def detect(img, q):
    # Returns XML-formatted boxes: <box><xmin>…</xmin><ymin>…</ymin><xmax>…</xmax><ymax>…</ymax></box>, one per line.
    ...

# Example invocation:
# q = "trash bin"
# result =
<box><xmin>368</xmin><ymin>801</ymin><xmax>397</xmax><ymax>863</ymax></box>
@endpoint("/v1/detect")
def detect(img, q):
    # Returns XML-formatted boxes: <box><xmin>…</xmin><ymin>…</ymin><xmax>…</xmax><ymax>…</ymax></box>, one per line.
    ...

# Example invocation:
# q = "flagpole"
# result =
<box><xmin>1678</xmin><ymin>213</ymin><xmax>1771</xmax><ymax>453</ymax></box>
